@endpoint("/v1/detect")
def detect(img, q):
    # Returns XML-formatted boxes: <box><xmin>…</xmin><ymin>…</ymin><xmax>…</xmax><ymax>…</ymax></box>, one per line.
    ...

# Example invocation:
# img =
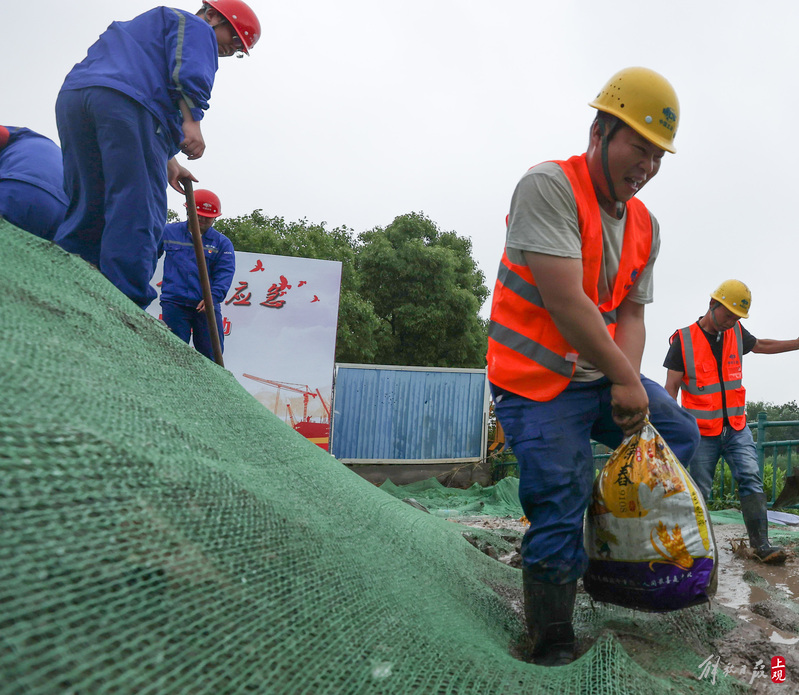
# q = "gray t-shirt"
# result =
<box><xmin>505</xmin><ymin>161</ymin><xmax>661</xmax><ymax>381</ymax></box>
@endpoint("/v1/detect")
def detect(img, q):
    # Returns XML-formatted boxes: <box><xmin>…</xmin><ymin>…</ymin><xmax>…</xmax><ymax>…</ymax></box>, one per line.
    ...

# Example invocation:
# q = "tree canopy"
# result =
<box><xmin>358</xmin><ymin>212</ymin><xmax>488</xmax><ymax>367</ymax></box>
<box><xmin>210</xmin><ymin>210</ymin><xmax>489</xmax><ymax>368</ymax></box>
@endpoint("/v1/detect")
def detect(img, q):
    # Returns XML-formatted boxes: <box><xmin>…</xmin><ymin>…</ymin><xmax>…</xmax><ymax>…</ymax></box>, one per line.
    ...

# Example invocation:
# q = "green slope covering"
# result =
<box><xmin>380</xmin><ymin>476</ymin><xmax>525</xmax><ymax>519</ymax></box>
<box><xmin>1</xmin><ymin>221</ymin><xmax>747</xmax><ymax>694</ymax></box>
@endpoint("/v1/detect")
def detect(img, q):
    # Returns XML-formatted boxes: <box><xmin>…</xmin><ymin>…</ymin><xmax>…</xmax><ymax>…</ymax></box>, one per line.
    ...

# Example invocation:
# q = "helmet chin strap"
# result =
<box><xmin>598</xmin><ymin>118</ymin><xmax>625</xmax><ymax>220</ymax></box>
<box><xmin>709</xmin><ymin>306</ymin><xmax>725</xmax><ymax>341</ymax></box>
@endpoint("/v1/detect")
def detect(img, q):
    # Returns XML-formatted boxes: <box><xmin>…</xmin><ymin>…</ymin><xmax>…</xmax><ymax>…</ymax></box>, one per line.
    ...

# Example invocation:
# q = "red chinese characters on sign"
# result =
<box><xmin>222</xmin><ymin>317</ymin><xmax>231</xmax><ymax>337</ymax></box>
<box><xmin>772</xmin><ymin>656</ymin><xmax>786</xmax><ymax>684</ymax></box>
<box><xmin>224</xmin><ymin>273</ymin><xmax>323</xmax><ymax>319</ymax></box>
<box><xmin>225</xmin><ymin>281</ymin><xmax>252</xmax><ymax>306</ymax></box>
<box><xmin>261</xmin><ymin>275</ymin><xmax>292</xmax><ymax>309</ymax></box>
<box><xmin>250</xmin><ymin>260</ymin><xmax>265</xmax><ymax>272</ymax></box>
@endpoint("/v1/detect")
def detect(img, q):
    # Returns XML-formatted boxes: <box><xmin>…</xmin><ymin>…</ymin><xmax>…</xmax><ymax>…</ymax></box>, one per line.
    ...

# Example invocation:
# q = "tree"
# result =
<box><xmin>357</xmin><ymin>212</ymin><xmax>489</xmax><ymax>368</ymax></box>
<box><xmin>213</xmin><ymin>211</ymin><xmax>385</xmax><ymax>363</ymax></box>
<box><xmin>205</xmin><ymin>209</ymin><xmax>489</xmax><ymax>368</ymax></box>
<box><xmin>746</xmin><ymin>400</ymin><xmax>799</xmax><ymax>453</ymax></box>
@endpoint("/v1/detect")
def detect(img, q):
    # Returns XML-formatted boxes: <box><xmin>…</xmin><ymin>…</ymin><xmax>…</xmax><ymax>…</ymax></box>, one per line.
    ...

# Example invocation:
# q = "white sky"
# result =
<box><xmin>8</xmin><ymin>1</ymin><xmax>799</xmax><ymax>405</ymax></box>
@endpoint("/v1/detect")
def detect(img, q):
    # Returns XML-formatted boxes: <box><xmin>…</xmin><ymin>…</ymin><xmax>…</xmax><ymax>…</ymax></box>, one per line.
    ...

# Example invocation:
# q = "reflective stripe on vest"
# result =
<box><xmin>488</xmin><ymin>322</ymin><xmax>577</xmax><ymax>378</ymax></box>
<box><xmin>486</xmin><ymin>153</ymin><xmax>653</xmax><ymax>402</ymax></box>
<box><xmin>681</xmin><ymin>405</ymin><xmax>747</xmax><ymax>421</ymax></box>
<box><xmin>496</xmin><ymin>262</ymin><xmax>618</xmax><ymax>328</ymax></box>
<box><xmin>678</xmin><ymin>322</ymin><xmax>747</xmax><ymax>435</ymax></box>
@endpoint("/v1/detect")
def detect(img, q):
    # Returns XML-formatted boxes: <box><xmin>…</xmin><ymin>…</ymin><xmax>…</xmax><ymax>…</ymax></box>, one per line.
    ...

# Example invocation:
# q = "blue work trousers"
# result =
<box><xmin>161</xmin><ymin>301</ymin><xmax>224</xmax><ymax>361</ymax></box>
<box><xmin>492</xmin><ymin>375</ymin><xmax>701</xmax><ymax>584</ymax></box>
<box><xmin>688</xmin><ymin>426</ymin><xmax>763</xmax><ymax>501</ymax></box>
<box><xmin>54</xmin><ymin>87</ymin><xmax>171</xmax><ymax>309</ymax></box>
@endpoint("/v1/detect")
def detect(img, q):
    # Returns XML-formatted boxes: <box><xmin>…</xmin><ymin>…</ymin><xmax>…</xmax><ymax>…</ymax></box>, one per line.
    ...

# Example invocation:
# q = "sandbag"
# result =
<box><xmin>584</xmin><ymin>420</ymin><xmax>717</xmax><ymax>612</ymax></box>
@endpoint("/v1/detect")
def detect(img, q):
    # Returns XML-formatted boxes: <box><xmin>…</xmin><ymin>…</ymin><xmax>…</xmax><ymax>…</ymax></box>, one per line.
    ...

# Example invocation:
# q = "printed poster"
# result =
<box><xmin>148</xmin><ymin>251</ymin><xmax>342</xmax><ymax>450</ymax></box>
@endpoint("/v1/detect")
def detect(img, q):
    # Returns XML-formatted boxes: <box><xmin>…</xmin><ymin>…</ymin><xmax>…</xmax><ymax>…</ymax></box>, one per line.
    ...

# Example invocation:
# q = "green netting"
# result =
<box><xmin>379</xmin><ymin>476</ymin><xmax>525</xmax><ymax>519</ymax></box>
<box><xmin>710</xmin><ymin>509</ymin><xmax>750</xmax><ymax>525</ymax></box>
<box><xmin>1</xmin><ymin>220</ymin><xmax>752</xmax><ymax>694</ymax></box>
<box><xmin>382</xmin><ymin>479</ymin><xmax>799</xmax><ymax>542</ymax></box>
<box><xmin>709</xmin><ymin>509</ymin><xmax>799</xmax><ymax>546</ymax></box>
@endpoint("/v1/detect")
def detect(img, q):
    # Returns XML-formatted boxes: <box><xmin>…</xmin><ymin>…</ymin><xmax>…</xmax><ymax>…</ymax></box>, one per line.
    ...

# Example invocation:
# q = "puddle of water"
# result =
<box><xmin>770</xmin><ymin>632</ymin><xmax>799</xmax><ymax>645</ymax></box>
<box><xmin>714</xmin><ymin>527</ymin><xmax>761</xmax><ymax>610</ymax></box>
<box><xmin>775</xmin><ymin>583</ymin><xmax>796</xmax><ymax>598</ymax></box>
<box><xmin>711</xmin><ymin>524</ymin><xmax>799</xmax><ymax>610</ymax></box>
<box><xmin>754</xmin><ymin>564</ymin><xmax>799</xmax><ymax>599</ymax></box>
<box><xmin>723</xmin><ymin>584</ymin><xmax>772</xmax><ymax>611</ymax></box>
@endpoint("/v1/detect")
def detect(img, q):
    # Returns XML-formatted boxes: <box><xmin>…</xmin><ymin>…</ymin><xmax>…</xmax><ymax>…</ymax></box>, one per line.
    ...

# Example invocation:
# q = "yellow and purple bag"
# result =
<box><xmin>584</xmin><ymin>420</ymin><xmax>717</xmax><ymax>612</ymax></box>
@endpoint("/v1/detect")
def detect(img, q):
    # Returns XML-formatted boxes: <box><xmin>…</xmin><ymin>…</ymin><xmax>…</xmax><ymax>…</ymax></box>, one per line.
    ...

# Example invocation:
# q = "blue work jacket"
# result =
<box><xmin>60</xmin><ymin>7</ymin><xmax>218</xmax><ymax>150</ymax></box>
<box><xmin>159</xmin><ymin>221</ymin><xmax>235</xmax><ymax>306</ymax></box>
<box><xmin>0</xmin><ymin>126</ymin><xmax>68</xmax><ymax>205</ymax></box>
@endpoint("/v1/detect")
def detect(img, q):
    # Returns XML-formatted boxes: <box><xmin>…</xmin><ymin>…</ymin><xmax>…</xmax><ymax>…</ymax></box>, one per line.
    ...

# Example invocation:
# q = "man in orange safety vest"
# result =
<box><xmin>665</xmin><ymin>279</ymin><xmax>799</xmax><ymax>564</ymax></box>
<box><xmin>487</xmin><ymin>67</ymin><xmax>701</xmax><ymax>666</ymax></box>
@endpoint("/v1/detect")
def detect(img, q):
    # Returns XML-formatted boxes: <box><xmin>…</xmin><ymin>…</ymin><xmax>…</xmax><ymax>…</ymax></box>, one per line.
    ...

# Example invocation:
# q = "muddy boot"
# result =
<box><xmin>740</xmin><ymin>492</ymin><xmax>787</xmax><ymax>565</ymax></box>
<box><xmin>522</xmin><ymin>568</ymin><xmax>577</xmax><ymax>666</ymax></box>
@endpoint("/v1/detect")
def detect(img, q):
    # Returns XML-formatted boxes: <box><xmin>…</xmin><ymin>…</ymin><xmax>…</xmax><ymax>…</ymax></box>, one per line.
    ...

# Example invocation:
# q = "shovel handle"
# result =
<box><xmin>183</xmin><ymin>179</ymin><xmax>225</xmax><ymax>367</ymax></box>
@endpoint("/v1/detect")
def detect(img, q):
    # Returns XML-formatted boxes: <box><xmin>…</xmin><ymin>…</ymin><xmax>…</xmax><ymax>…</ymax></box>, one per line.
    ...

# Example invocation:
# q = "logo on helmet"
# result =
<box><xmin>659</xmin><ymin>107</ymin><xmax>677</xmax><ymax>134</ymax></box>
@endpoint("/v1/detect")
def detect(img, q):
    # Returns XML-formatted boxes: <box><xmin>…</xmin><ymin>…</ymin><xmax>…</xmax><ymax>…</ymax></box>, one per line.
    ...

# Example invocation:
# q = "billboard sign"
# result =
<box><xmin>148</xmin><ymin>250</ymin><xmax>342</xmax><ymax>450</ymax></box>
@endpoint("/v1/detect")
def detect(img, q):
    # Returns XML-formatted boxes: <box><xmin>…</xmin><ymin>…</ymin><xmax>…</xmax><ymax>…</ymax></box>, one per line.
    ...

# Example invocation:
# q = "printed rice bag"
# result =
<box><xmin>584</xmin><ymin>420</ymin><xmax>717</xmax><ymax>612</ymax></box>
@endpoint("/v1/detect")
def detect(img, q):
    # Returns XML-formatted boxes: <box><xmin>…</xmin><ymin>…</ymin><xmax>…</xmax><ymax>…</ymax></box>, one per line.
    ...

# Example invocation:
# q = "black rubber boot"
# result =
<box><xmin>522</xmin><ymin>568</ymin><xmax>577</xmax><ymax>666</ymax></box>
<box><xmin>740</xmin><ymin>492</ymin><xmax>787</xmax><ymax>565</ymax></box>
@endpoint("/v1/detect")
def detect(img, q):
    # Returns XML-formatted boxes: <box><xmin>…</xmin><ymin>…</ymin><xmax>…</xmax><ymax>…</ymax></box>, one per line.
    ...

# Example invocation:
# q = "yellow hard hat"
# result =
<box><xmin>711</xmin><ymin>279</ymin><xmax>751</xmax><ymax>319</ymax></box>
<box><xmin>589</xmin><ymin>67</ymin><xmax>679</xmax><ymax>154</ymax></box>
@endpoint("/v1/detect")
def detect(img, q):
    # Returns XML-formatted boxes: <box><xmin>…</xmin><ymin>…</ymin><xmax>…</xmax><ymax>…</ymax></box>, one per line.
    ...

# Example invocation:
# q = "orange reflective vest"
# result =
<box><xmin>675</xmin><ymin>322</ymin><xmax>746</xmax><ymax>436</ymax></box>
<box><xmin>486</xmin><ymin>153</ymin><xmax>653</xmax><ymax>402</ymax></box>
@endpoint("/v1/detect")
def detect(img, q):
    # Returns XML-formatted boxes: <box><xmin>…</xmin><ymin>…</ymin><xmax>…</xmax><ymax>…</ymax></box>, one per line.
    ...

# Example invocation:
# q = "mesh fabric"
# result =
<box><xmin>1</xmin><ymin>221</ymin><xmax>749</xmax><ymax>694</ymax></box>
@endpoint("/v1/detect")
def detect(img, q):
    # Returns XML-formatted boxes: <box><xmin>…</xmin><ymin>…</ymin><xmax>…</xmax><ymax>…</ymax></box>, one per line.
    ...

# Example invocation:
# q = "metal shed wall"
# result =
<box><xmin>330</xmin><ymin>364</ymin><xmax>489</xmax><ymax>464</ymax></box>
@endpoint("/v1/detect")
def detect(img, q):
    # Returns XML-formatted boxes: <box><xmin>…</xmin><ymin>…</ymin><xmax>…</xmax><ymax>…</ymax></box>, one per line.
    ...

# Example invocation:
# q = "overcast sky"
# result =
<box><xmin>8</xmin><ymin>1</ymin><xmax>799</xmax><ymax>405</ymax></box>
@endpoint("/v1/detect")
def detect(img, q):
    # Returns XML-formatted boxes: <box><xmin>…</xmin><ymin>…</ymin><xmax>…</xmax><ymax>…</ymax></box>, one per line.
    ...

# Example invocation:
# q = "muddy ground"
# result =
<box><xmin>699</xmin><ymin>523</ymin><xmax>799</xmax><ymax>693</ymax></box>
<box><xmin>454</xmin><ymin>516</ymin><xmax>799</xmax><ymax>693</ymax></box>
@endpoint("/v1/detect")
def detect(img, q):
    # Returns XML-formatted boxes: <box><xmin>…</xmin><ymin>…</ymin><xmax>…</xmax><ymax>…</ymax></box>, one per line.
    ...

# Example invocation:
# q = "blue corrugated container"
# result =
<box><xmin>330</xmin><ymin>364</ymin><xmax>489</xmax><ymax>464</ymax></box>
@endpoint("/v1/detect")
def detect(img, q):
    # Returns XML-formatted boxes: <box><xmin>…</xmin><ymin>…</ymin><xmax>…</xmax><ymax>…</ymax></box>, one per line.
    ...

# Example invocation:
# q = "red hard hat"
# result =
<box><xmin>192</xmin><ymin>189</ymin><xmax>222</xmax><ymax>218</ymax></box>
<box><xmin>206</xmin><ymin>0</ymin><xmax>261</xmax><ymax>54</ymax></box>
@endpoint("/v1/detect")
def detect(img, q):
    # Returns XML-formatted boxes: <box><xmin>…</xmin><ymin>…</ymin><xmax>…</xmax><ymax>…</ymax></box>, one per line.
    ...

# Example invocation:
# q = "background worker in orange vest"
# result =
<box><xmin>486</xmin><ymin>67</ymin><xmax>701</xmax><ymax>666</ymax></box>
<box><xmin>664</xmin><ymin>280</ymin><xmax>799</xmax><ymax>564</ymax></box>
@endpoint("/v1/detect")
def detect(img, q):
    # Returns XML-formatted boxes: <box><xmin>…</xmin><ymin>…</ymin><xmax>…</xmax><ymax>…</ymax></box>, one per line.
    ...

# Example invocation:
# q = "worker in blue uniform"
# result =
<box><xmin>159</xmin><ymin>189</ymin><xmax>235</xmax><ymax>359</ymax></box>
<box><xmin>53</xmin><ymin>1</ymin><xmax>260</xmax><ymax>309</ymax></box>
<box><xmin>0</xmin><ymin>125</ymin><xmax>68</xmax><ymax>240</ymax></box>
